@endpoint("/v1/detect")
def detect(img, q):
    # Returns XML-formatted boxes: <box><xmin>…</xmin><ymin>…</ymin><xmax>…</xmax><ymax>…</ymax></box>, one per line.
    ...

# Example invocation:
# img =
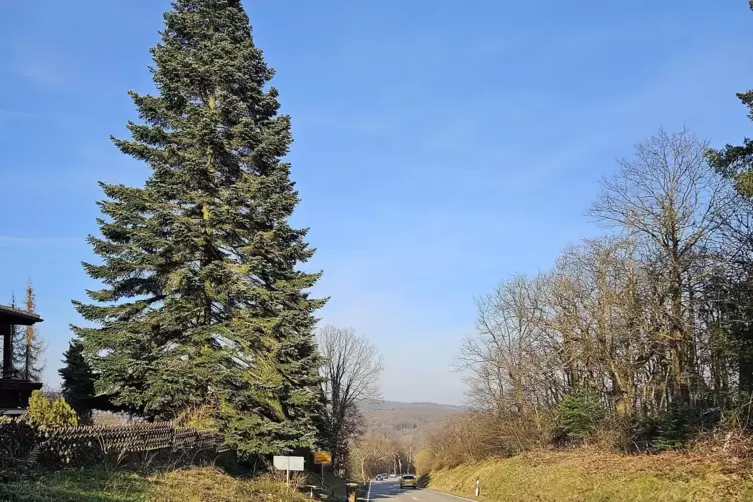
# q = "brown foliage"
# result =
<box><xmin>418</xmin><ymin>410</ymin><xmax>555</xmax><ymax>472</ymax></box>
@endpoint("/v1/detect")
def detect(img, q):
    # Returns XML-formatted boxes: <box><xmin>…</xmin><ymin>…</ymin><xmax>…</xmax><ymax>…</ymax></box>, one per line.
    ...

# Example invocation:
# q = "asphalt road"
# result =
<box><xmin>367</xmin><ymin>479</ymin><xmax>474</xmax><ymax>502</ymax></box>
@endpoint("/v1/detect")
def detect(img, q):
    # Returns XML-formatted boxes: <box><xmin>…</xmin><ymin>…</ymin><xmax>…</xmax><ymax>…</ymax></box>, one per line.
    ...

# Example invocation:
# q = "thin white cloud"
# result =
<box><xmin>0</xmin><ymin>108</ymin><xmax>61</xmax><ymax>123</ymax></box>
<box><xmin>0</xmin><ymin>108</ymin><xmax>46</xmax><ymax>119</ymax></box>
<box><xmin>11</xmin><ymin>43</ymin><xmax>65</xmax><ymax>87</ymax></box>
<box><xmin>0</xmin><ymin>107</ymin><xmax>95</xmax><ymax>126</ymax></box>
<box><xmin>16</xmin><ymin>62</ymin><xmax>63</xmax><ymax>87</ymax></box>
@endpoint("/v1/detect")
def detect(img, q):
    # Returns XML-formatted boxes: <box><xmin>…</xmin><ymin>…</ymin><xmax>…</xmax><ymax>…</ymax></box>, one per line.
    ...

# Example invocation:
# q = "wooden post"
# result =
<box><xmin>1</xmin><ymin>323</ymin><xmax>12</xmax><ymax>378</ymax></box>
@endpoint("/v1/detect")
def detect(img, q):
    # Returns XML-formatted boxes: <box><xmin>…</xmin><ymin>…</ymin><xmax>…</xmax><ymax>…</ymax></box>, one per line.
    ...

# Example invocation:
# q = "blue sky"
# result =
<box><xmin>1</xmin><ymin>1</ymin><xmax>752</xmax><ymax>405</ymax></box>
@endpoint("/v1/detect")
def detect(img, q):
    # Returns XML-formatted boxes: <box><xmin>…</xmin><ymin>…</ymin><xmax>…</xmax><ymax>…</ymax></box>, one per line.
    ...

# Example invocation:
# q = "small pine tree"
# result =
<box><xmin>557</xmin><ymin>392</ymin><xmax>606</xmax><ymax>440</ymax></box>
<box><xmin>59</xmin><ymin>339</ymin><xmax>98</xmax><ymax>423</ymax></box>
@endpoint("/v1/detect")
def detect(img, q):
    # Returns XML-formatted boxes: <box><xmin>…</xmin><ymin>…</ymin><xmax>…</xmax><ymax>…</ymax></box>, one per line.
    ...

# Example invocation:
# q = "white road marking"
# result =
<box><xmin>412</xmin><ymin>497</ymin><xmax>419</xmax><ymax>500</ymax></box>
<box><xmin>423</xmin><ymin>489</ymin><xmax>477</xmax><ymax>502</ymax></box>
<box><xmin>366</xmin><ymin>481</ymin><xmax>372</xmax><ymax>502</ymax></box>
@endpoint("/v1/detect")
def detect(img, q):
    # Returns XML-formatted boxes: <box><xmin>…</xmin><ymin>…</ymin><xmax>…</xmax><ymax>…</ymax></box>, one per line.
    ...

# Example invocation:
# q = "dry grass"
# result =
<box><xmin>91</xmin><ymin>411</ymin><xmax>141</xmax><ymax>427</ymax></box>
<box><xmin>422</xmin><ymin>448</ymin><xmax>753</xmax><ymax>502</ymax></box>
<box><xmin>151</xmin><ymin>467</ymin><xmax>309</xmax><ymax>501</ymax></box>
<box><xmin>0</xmin><ymin>466</ymin><xmax>310</xmax><ymax>502</ymax></box>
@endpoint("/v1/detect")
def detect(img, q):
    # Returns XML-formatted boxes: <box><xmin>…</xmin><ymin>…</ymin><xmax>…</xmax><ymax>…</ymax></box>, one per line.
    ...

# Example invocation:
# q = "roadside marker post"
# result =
<box><xmin>475</xmin><ymin>478</ymin><xmax>480</xmax><ymax>497</ymax></box>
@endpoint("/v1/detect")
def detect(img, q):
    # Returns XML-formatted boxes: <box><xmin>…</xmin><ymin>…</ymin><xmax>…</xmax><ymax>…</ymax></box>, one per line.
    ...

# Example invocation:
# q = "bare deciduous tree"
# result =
<box><xmin>590</xmin><ymin>128</ymin><xmax>732</xmax><ymax>406</ymax></box>
<box><xmin>348</xmin><ymin>432</ymin><xmax>397</xmax><ymax>481</ymax></box>
<box><xmin>421</xmin><ymin>128</ymin><xmax>753</xmax><ymax>471</ymax></box>
<box><xmin>454</xmin><ymin>129</ymin><xmax>742</xmax><ymax>442</ymax></box>
<box><xmin>456</xmin><ymin>275</ymin><xmax>553</xmax><ymax>413</ymax></box>
<box><xmin>318</xmin><ymin>325</ymin><xmax>384</xmax><ymax>472</ymax></box>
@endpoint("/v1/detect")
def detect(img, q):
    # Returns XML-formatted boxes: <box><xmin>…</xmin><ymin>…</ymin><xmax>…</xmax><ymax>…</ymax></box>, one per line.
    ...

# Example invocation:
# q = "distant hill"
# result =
<box><xmin>358</xmin><ymin>400</ymin><xmax>465</xmax><ymax>448</ymax></box>
<box><xmin>359</xmin><ymin>400</ymin><xmax>466</xmax><ymax>412</ymax></box>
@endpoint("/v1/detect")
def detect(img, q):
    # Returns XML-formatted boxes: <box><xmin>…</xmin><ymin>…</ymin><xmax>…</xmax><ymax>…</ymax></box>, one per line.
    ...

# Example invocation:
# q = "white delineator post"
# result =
<box><xmin>475</xmin><ymin>479</ymin><xmax>480</xmax><ymax>497</ymax></box>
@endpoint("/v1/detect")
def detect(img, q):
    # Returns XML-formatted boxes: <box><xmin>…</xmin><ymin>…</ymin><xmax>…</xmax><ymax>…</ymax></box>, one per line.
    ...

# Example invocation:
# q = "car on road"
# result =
<box><xmin>400</xmin><ymin>474</ymin><xmax>417</xmax><ymax>489</ymax></box>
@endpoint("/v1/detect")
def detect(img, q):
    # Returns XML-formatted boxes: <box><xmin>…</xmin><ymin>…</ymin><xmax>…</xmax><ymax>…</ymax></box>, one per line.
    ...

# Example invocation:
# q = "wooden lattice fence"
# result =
<box><xmin>5</xmin><ymin>422</ymin><xmax>231</xmax><ymax>471</ymax></box>
<box><xmin>38</xmin><ymin>422</ymin><xmax>228</xmax><ymax>453</ymax></box>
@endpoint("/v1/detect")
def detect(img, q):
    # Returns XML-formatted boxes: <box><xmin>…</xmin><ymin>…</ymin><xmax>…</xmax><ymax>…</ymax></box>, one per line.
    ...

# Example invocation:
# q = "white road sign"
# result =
<box><xmin>273</xmin><ymin>455</ymin><xmax>305</xmax><ymax>472</ymax></box>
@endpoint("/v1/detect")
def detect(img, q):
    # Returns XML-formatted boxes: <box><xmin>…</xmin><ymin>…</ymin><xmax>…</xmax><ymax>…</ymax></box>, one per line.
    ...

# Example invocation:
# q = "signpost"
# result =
<box><xmin>314</xmin><ymin>451</ymin><xmax>332</xmax><ymax>490</ymax></box>
<box><xmin>273</xmin><ymin>456</ymin><xmax>304</xmax><ymax>485</ymax></box>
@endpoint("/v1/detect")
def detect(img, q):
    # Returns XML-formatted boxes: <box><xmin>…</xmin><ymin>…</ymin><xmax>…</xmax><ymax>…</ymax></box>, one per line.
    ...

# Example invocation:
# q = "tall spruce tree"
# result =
<box><xmin>73</xmin><ymin>0</ymin><xmax>325</xmax><ymax>456</ymax></box>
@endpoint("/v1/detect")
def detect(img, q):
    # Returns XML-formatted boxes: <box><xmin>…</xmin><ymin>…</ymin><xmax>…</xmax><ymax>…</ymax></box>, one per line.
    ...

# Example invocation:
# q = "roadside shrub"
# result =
<box><xmin>651</xmin><ymin>407</ymin><xmax>696</xmax><ymax>451</ymax></box>
<box><xmin>421</xmin><ymin>409</ymin><xmax>554</xmax><ymax>471</ymax></box>
<box><xmin>556</xmin><ymin>393</ymin><xmax>606</xmax><ymax>442</ymax></box>
<box><xmin>719</xmin><ymin>394</ymin><xmax>753</xmax><ymax>431</ymax></box>
<box><xmin>175</xmin><ymin>405</ymin><xmax>217</xmax><ymax>431</ymax></box>
<box><xmin>262</xmin><ymin>471</ymin><xmax>308</xmax><ymax>490</ymax></box>
<box><xmin>622</xmin><ymin>405</ymin><xmax>720</xmax><ymax>452</ymax></box>
<box><xmin>0</xmin><ymin>420</ymin><xmax>37</xmax><ymax>473</ymax></box>
<box><xmin>22</xmin><ymin>391</ymin><xmax>78</xmax><ymax>428</ymax></box>
<box><xmin>414</xmin><ymin>449</ymin><xmax>433</xmax><ymax>475</ymax></box>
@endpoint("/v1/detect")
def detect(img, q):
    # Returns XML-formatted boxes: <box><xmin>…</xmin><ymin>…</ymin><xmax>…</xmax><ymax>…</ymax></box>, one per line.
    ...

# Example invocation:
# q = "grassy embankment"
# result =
<box><xmin>0</xmin><ymin>466</ymin><xmax>311</xmax><ymax>502</ymax></box>
<box><xmin>421</xmin><ymin>448</ymin><xmax>753</xmax><ymax>502</ymax></box>
<box><xmin>0</xmin><ymin>466</ymin><xmax>366</xmax><ymax>502</ymax></box>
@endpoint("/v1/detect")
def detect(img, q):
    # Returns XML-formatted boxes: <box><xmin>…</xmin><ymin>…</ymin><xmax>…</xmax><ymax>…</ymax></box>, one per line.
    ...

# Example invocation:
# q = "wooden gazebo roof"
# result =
<box><xmin>0</xmin><ymin>305</ymin><xmax>42</xmax><ymax>326</ymax></box>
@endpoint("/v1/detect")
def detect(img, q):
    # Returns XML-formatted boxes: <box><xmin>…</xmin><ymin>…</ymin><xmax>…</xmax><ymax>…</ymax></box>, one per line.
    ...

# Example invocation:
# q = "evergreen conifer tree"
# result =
<box><xmin>59</xmin><ymin>338</ymin><xmax>98</xmax><ymax>423</ymax></box>
<box><xmin>73</xmin><ymin>0</ymin><xmax>324</xmax><ymax>456</ymax></box>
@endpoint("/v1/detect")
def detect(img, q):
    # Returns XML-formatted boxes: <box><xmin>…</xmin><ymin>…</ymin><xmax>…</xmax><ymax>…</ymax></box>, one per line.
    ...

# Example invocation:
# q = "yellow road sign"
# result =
<box><xmin>314</xmin><ymin>451</ymin><xmax>332</xmax><ymax>465</ymax></box>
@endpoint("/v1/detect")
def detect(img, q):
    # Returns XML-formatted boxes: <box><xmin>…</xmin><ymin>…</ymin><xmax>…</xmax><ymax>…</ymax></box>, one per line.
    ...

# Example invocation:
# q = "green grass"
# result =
<box><xmin>0</xmin><ymin>466</ymin><xmax>310</xmax><ymax>502</ymax></box>
<box><xmin>422</xmin><ymin>449</ymin><xmax>753</xmax><ymax>502</ymax></box>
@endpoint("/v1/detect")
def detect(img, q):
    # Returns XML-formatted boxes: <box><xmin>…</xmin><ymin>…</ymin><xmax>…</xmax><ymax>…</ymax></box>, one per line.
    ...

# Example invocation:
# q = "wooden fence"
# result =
<box><xmin>19</xmin><ymin>422</ymin><xmax>231</xmax><ymax>469</ymax></box>
<box><xmin>37</xmin><ymin>422</ymin><xmax>229</xmax><ymax>453</ymax></box>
